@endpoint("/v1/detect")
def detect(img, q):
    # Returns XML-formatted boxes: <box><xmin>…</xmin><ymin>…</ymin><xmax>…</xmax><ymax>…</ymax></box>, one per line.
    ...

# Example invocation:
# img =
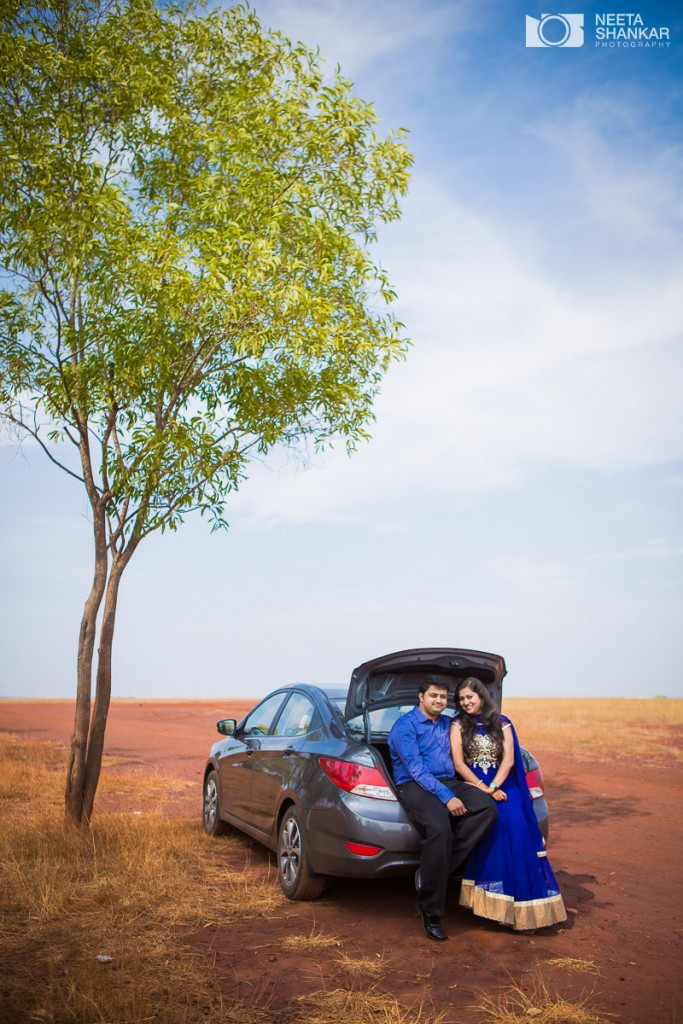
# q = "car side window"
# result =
<box><xmin>242</xmin><ymin>693</ymin><xmax>287</xmax><ymax>738</ymax></box>
<box><xmin>272</xmin><ymin>693</ymin><xmax>317</xmax><ymax>737</ymax></box>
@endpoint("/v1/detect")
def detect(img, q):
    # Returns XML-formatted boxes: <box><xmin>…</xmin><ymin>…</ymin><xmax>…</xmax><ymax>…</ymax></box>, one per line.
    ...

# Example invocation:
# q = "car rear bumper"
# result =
<box><xmin>304</xmin><ymin>793</ymin><xmax>421</xmax><ymax>878</ymax></box>
<box><xmin>304</xmin><ymin>787</ymin><xmax>549</xmax><ymax>877</ymax></box>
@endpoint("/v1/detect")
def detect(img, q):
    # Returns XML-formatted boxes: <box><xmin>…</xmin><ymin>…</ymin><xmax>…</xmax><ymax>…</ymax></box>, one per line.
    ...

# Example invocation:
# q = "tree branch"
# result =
<box><xmin>2</xmin><ymin>410</ymin><xmax>86</xmax><ymax>484</ymax></box>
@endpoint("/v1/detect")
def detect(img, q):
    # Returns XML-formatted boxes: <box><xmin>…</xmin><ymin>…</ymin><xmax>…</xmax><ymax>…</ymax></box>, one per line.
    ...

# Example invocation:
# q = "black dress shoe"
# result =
<box><xmin>418</xmin><ymin>906</ymin><xmax>448</xmax><ymax>941</ymax></box>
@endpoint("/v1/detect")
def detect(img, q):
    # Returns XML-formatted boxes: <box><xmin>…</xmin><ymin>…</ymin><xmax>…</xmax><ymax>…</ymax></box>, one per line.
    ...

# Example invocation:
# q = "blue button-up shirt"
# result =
<box><xmin>388</xmin><ymin>706</ymin><xmax>456</xmax><ymax>805</ymax></box>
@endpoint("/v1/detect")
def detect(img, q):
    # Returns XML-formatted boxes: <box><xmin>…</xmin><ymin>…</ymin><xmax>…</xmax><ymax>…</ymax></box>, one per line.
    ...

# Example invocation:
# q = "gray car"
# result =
<box><xmin>202</xmin><ymin>647</ymin><xmax>550</xmax><ymax>900</ymax></box>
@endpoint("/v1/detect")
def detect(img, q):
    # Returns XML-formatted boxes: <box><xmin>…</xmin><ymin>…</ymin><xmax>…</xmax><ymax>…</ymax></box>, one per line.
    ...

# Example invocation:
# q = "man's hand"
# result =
<box><xmin>446</xmin><ymin>796</ymin><xmax>467</xmax><ymax>817</ymax></box>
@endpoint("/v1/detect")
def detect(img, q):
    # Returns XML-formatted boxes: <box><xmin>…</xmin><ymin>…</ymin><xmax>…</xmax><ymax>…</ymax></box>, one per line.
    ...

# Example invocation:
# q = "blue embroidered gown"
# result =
<box><xmin>458</xmin><ymin>715</ymin><xmax>567</xmax><ymax>930</ymax></box>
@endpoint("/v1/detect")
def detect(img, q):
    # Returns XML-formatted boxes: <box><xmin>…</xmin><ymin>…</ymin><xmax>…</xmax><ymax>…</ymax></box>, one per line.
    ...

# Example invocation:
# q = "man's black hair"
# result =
<box><xmin>418</xmin><ymin>674</ymin><xmax>449</xmax><ymax>698</ymax></box>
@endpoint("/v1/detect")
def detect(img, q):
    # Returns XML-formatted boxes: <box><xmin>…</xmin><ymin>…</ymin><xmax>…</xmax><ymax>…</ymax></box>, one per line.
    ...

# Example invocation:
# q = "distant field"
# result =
<box><xmin>503</xmin><ymin>697</ymin><xmax>683</xmax><ymax>762</ymax></box>
<box><xmin>1</xmin><ymin>696</ymin><xmax>681</xmax><ymax>765</ymax></box>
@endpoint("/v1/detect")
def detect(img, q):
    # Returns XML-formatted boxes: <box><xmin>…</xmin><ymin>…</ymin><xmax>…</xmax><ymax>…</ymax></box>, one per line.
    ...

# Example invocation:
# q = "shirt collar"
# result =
<box><xmin>415</xmin><ymin>706</ymin><xmax>445</xmax><ymax>725</ymax></box>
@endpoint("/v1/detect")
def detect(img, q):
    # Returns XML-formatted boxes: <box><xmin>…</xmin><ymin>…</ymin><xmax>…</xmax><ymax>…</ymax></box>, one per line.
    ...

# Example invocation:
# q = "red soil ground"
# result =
<box><xmin>1</xmin><ymin>699</ymin><xmax>681</xmax><ymax>1024</ymax></box>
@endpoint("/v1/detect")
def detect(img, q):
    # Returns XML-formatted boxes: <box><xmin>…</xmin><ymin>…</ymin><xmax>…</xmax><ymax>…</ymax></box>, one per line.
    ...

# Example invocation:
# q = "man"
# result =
<box><xmin>388</xmin><ymin>675</ymin><xmax>497</xmax><ymax>941</ymax></box>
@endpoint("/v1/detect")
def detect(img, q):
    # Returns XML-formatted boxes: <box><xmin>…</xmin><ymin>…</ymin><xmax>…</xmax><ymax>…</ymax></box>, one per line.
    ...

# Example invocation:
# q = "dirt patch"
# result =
<box><xmin>1</xmin><ymin>700</ymin><xmax>681</xmax><ymax>1024</ymax></box>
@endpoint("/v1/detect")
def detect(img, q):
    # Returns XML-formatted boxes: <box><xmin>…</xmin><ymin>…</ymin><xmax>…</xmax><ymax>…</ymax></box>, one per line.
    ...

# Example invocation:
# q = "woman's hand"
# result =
<box><xmin>492</xmin><ymin>789</ymin><xmax>507</xmax><ymax>802</ymax></box>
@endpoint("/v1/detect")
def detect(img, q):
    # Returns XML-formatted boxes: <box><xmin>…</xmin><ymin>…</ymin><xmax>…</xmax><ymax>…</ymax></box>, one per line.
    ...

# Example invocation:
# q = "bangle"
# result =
<box><xmin>476</xmin><ymin>781</ymin><xmax>484</xmax><ymax>789</ymax></box>
<box><xmin>490</xmin><ymin>782</ymin><xmax>498</xmax><ymax>792</ymax></box>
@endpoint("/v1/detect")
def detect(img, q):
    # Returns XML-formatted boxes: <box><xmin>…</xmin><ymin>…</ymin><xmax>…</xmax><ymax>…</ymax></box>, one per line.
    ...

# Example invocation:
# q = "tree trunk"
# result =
<box><xmin>81</xmin><ymin>545</ymin><xmax>136</xmax><ymax>822</ymax></box>
<box><xmin>64</xmin><ymin>505</ymin><xmax>109</xmax><ymax>825</ymax></box>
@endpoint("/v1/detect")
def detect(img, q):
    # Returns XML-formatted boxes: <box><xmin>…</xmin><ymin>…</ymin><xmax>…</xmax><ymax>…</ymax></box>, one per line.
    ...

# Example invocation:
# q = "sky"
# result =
<box><xmin>1</xmin><ymin>0</ymin><xmax>682</xmax><ymax>701</ymax></box>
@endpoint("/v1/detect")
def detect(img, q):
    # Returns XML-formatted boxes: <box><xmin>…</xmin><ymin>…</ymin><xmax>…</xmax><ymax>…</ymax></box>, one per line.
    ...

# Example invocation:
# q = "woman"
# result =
<box><xmin>450</xmin><ymin>677</ymin><xmax>567</xmax><ymax>931</ymax></box>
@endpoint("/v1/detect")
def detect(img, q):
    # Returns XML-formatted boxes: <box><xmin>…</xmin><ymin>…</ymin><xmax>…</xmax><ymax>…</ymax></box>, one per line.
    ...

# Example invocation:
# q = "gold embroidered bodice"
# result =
<box><xmin>466</xmin><ymin>730</ymin><xmax>500</xmax><ymax>772</ymax></box>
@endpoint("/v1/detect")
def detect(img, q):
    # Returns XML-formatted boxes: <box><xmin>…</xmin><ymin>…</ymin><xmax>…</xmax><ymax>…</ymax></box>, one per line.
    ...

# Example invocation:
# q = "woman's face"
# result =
<box><xmin>458</xmin><ymin>686</ymin><xmax>482</xmax><ymax>715</ymax></box>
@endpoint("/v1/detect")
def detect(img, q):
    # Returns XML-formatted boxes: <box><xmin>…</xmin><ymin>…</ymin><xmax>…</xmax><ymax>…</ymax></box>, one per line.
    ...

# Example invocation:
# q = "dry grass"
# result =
<box><xmin>97</xmin><ymin>764</ymin><xmax>193</xmax><ymax>796</ymax></box>
<box><xmin>545</xmin><ymin>957</ymin><xmax>598</xmax><ymax>974</ymax></box>
<box><xmin>0</xmin><ymin>732</ymin><xmax>281</xmax><ymax>1024</ymax></box>
<box><xmin>0</xmin><ymin>733</ymin><xmax>468</xmax><ymax>1024</ymax></box>
<box><xmin>504</xmin><ymin>698</ymin><xmax>683</xmax><ymax>762</ymax></box>
<box><xmin>0</xmin><ymin>732</ymin><xmax>190</xmax><ymax>801</ymax></box>
<box><xmin>281</xmin><ymin>927</ymin><xmax>341</xmax><ymax>951</ymax></box>
<box><xmin>336</xmin><ymin>951</ymin><xmax>387</xmax><ymax>979</ymax></box>
<box><xmin>0</xmin><ymin>732</ymin><xmax>72</xmax><ymax>800</ymax></box>
<box><xmin>477</xmin><ymin>979</ymin><xmax>613</xmax><ymax>1024</ymax></box>
<box><xmin>290</xmin><ymin>988</ymin><xmax>447</xmax><ymax>1024</ymax></box>
<box><xmin>0</xmin><ymin>716</ymin><xmax>649</xmax><ymax>1024</ymax></box>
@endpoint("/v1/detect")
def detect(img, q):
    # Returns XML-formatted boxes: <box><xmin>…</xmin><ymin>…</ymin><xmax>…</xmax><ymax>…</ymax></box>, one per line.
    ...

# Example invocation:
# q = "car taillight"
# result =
<box><xmin>319</xmin><ymin>757</ymin><xmax>397</xmax><ymax>801</ymax></box>
<box><xmin>526</xmin><ymin>765</ymin><xmax>545</xmax><ymax>799</ymax></box>
<box><xmin>344</xmin><ymin>841</ymin><xmax>383</xmax><ymax>856</ymax></box>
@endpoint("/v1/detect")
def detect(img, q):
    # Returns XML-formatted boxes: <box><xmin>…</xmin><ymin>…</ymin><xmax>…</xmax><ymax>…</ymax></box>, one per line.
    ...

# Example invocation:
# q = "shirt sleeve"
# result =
<box><xmin>390</xmin><ymin>716</ymin><xmax>455</xmax><ymax>805</ymax></box>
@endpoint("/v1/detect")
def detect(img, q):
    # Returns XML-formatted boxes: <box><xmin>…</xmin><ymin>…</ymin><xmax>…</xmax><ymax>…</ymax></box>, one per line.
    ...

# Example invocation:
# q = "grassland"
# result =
<box><xmin>0</xmin><ymin>732</ymin><xmax>471</xmax><ymax>1024</ymax></box>
<box><xmin>504</xmin><ymin>697</ymin><xmax>683</xmax><ymax>762</ymax></box>
<box><xmin>2</xmin><ymin>699</ymin><xmax>675</xmax><ymax>1024</ymax></box>
<box><xmin>0</xmin><ymin>732</ymin><xmax>281</xmax><ymax>1024</ymax></box>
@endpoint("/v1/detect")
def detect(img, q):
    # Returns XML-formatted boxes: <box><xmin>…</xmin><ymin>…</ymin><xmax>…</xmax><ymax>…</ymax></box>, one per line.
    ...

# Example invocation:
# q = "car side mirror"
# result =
<box><xmin>216</xmin><ymin>718</ymin><xmax>236</xmax><ymax>736</ymax></box>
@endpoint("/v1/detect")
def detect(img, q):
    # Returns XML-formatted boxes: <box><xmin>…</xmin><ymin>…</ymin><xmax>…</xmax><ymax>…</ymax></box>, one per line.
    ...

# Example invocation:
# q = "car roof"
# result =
<box><xmin>268</xmin><ymin>683</ymin><xmax>347</xmax><ymax>702</ymax></box>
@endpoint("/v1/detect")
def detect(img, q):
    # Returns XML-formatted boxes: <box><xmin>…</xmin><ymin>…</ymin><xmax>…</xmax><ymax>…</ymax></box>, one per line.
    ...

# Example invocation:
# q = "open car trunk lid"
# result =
<box><xmin>345</xmin><ymin>647</ymin><xmax>507</xmax><ymax>720</ymax></box>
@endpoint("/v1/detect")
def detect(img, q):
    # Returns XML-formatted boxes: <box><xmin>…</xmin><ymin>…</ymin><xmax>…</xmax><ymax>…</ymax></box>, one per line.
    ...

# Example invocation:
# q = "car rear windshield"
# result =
<box><xmin>346</xmin><ymin>705</ymin><xmax>456</xmax><ymax>737</ymax></box>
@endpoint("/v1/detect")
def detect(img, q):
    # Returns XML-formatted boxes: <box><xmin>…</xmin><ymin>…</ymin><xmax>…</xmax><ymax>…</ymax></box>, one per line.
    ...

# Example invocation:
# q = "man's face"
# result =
<box><xmin>418</xmin><ymin>685</ymin><xmax>449</xmax><ymax>721</ymax></box>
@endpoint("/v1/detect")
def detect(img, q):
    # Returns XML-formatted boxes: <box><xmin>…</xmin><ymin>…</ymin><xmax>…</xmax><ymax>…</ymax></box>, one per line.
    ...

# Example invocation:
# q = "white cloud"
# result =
<box><xmin>591</xmin><ymin>539</ymin><xmax>683</xmax><ymax>564</ymax></box>
<box><xmin>531</xmin><ymin>93</ymin><xmax>683</xmax><ymax>249</ymax></box>
<box><xmin>482</xmin><ymin>555</ymin><xmax>586</xmax><ymax>589</ymax></box>
<box><xmin>254</xmin><ymin>0</ymin><xmax>469</xmax><ymax>80</ymax></box>
<box><xmin>233</xmin><ymin>175</ymin><xmax>683</xmax><ymax>528</ymax></box>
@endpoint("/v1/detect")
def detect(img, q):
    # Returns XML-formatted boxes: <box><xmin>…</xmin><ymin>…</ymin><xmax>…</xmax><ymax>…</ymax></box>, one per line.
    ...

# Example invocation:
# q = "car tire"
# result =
<box><xmin>203</xmin><ymin>770</ymin><xmax>229</xmax><ymax>836</ymax></box>
<box><xmin>277</xmin><ymin>807</ymin><xmax>326</xmax><ymax>901</ymax></box>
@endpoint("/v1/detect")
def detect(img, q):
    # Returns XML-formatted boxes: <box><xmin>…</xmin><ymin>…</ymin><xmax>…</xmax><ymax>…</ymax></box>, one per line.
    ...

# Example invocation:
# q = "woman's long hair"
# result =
<box><xmin>455</xmin><ymin>677</ymin><xmax>504</xmax><ymax>762</ymax></box>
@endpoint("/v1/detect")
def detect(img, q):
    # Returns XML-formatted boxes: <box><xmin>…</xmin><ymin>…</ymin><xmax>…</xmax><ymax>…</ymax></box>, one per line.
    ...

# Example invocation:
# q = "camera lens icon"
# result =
<box><xmin>538</xmin><ymin>14</ymin><xmax>571</xmax><ymax>45</ymax></box>
<box><xmin>525</xmin><ymin>13</ymin><xmax>584</xmax><ymax>47</ymax></box>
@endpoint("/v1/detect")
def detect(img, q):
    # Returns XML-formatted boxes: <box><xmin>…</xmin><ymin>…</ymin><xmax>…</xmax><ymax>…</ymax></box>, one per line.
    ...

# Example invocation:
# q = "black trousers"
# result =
<box><xmin>397</xmin><ymin>778</ymin><xmax>498</xmax><ymax>917</ymax></box>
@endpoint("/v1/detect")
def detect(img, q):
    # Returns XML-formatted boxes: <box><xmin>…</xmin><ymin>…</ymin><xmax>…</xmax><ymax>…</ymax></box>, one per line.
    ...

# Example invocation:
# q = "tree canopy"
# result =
<box><xmin>0</xmin><ymin>0</ymin><xmax>412</xmax><ymax>821</ymax></box>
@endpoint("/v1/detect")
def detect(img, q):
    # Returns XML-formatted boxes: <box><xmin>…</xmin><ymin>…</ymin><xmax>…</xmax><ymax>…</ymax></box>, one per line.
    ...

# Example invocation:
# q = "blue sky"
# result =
<box><xmin>1</xmin><ymin>0</ymin><xmax>682</xmax><ymax>700</ymax></box>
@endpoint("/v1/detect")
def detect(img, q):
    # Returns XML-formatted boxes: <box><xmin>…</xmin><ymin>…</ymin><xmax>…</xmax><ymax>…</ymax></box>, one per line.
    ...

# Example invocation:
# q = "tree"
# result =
<box><xmin>0</xmin><ymin>0</ymin><xmax>412</xmax><ymax>824</ymax></box>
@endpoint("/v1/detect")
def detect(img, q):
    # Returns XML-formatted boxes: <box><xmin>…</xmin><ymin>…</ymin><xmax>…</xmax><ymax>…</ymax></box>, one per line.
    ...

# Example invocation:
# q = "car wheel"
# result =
<box><xmin>277</xmin><ymin>808</ymin><xmax>326</xmax><ymax>901</ymax></box>
<box><xmin>203</xmin><ymin>770</ymin><xmax>228</xmax><ymax>836</ymax></box>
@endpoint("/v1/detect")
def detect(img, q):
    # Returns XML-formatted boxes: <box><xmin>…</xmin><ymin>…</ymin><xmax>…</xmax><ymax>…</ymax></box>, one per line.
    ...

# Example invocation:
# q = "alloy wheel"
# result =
<box><xmin>204</xmin><ymin>775</ymin><xmax>218</xmax><ymax>831</ymax></box>
<box><xmin>279</xmin><ymin>814</ymin><xmax>301</xmax><ymax>888</ymax></box>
